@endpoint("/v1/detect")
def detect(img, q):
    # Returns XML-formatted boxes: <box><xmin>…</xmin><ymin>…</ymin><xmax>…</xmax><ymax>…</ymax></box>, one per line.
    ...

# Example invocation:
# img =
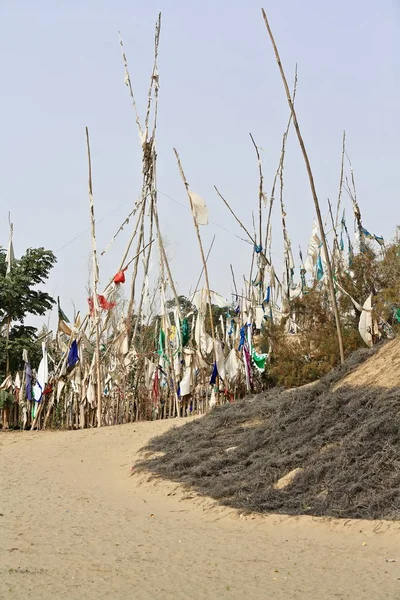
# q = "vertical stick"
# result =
<box><xmin>127</xmin><ymin>204</ymin><xmax>146</xmax><ymax>334</ymax></box>
<box><xmin>174</xmin><ymin>149</ymin><xmax>216</xmax><ymax>362</ymax></box>
<box><xmin>230</xmin><ymin>264</ymin><xmax>238</xmax><ymax>299</ymax></box>
<box><xmin>261</xmin><ymin>9</ymin><xmax>345</xmax><ymax>364</ymax></box>
<box><xmin>335</xmin><ymin>131</ymin><xmax>346</xmax><ymax>229</ymax></box>
<box><xmin>152</xmin><ymin>159</ymin><xmax>182</xmax><ymax>314</ymax></box>
<box><xmin>328</xmin><ymin>198</ymin><xmax>340</xmax><ymax>262</ymax></box>
<box><xmin>278</xmin><ymin>150</ymin><xmax>291</xmax><ymax>300</ymax></box>
<box><xmin>249</xmin><ymin>133</ymin><xmax>265</xmax><ymax>304</ymax></box>
<box><xmin>133</xmin><ymin>195</ymin><xmax>155</xmax><ymax>340</ymax></box>
<box><xmin>191</xmin><ymin>235</ymin><xmax>216</xmax><ymax>301</ymax></box>
<box><xmin>5</xmin><ymin>214</ymin><xmax>14</xmax><ymax>378</ymax></box>
<box><xmin>344</xmin><ymin>152</ymin><xmax>364</xmax><ymax>248</ymax></box>
<box><xmin>249</xmin><ymin>133</ymin><xmax>264</xmax><ymax>255</ymax></box>
<box><xmin>85</xmin><ymin>127</ymin><xmax>103</xmax><ymax>426</ymax></box>
<box><xmin>265</xmin><ymin>66</ymin><xmax>297</xmax><ymax>254</ymax></box>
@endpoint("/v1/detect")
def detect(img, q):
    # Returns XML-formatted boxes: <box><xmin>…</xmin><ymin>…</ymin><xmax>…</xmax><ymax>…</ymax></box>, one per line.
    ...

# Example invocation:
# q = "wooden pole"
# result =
<box><xmin>85</xmin><ymin>127</ymin><xmax>103</xmax><ymax>425</ymax></box>
<box><xmin>344</xmin><ymin>151</ymin><xmax>364</xmax><ymax>249</ymax></box>
<box><xmin>174</xmin><ymin>149</ymin><xmax>217</xmax><ymax>361</ymax></box>
<box><xmin>5</xmin><ymin>215</ymin><xmax>13</xmax><ymax>378</ymax></box>
<box><xmin>249</xmin><ymin>133</ymin><xmax>266</xmax><ymax>303</ymax></box>
<box><xmin>278</xmin><ymin>144</ymin><xmax>292</xmax><ymax>300</ymax></box>
<box><xmin>214</xmin><ymin>185</ymin><xmax>282</xmax><ymax>289</ymax></box>
<box><xmin>265</xmin><ymin>65</ymin><xmax>297</xmax><ymax>254</ymax></box>
<box><xmin>133</xmin><ymin>195</ymin><xmax>155</xmax><ymax>341</ymax></box>
<box><xmin>327</xmin><ymin>198</ymin><xmax>341</xmax><ymax>264</ymax></box>
<box><xmin>230</xmin><ymin>264</ymin><xmax>239</xmax><ymax>299</ymax></box>
<box><xmin>152</xmin><ymin>158</ymin><xmax>182</xmax><ymax>316</ymax></box>
<box><xmin>261</xmin><ymin>8</ymin><xmax>345</xmax><ymax>364</ymax></box>
<box><xmin>126</xmin><ymin>203</ymin><xmax>146</xmax><ymax>335</ymax></box>
<box><xmin>249</xmin><ymin>133</ymin><xmax>264</xmax><ymax>253</ymax></box>
<box><xmin>335</xmin><ymin>130</ymin><xmax>346</xmax><ymax>229</ymax></box>
<box><xmin>214</xmin><ymin>185</ymin><xmax>255</xmax><ymax>244</ymax></box>
<box><xmin>191</xmin><ymin>235</ymin><xmax>216</xmax><ymax>301</ymax></box>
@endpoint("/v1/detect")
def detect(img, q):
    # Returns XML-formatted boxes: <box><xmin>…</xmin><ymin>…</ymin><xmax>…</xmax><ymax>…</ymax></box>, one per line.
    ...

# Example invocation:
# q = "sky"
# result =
<box><xmin>0</xmin><ymin>0</ymin><xmax>399</xmax><ymax>329</ymax></box>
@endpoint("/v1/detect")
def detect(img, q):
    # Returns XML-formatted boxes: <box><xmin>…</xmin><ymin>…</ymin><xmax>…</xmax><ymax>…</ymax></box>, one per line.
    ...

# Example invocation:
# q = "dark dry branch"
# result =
<box><xmin>136</xmin><ymin>343</ymin><xmax>400</xmax><ymax>520</ymax></box>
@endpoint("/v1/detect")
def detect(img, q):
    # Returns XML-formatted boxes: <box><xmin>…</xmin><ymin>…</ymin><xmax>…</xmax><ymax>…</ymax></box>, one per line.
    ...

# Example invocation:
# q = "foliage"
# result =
<box><xmin>262</xmin><ymin>239</ymin><xmax>400</xmax><ymax>388</ymax></box>
<box><xmin>166</xmin><ymin>295</ymin><xmax>195</xmax><ymax>318</ymax></box>
<box><xmin>0</xmin><ymin>247</ymin><xmax>57</xmax><ymax>379</ymax></box>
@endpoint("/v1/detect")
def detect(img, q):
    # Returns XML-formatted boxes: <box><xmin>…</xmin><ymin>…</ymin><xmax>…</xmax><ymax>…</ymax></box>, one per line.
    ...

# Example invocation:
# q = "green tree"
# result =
<box><xmin>0</xmin><ymin>247</ymin><xmax>57</xmax><ymax>379</ymax></box>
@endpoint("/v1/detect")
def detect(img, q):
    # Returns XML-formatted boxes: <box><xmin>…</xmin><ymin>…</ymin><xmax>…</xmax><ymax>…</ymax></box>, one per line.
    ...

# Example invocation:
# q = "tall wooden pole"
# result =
<box><xmin>173</xmin><ymin>149</ymin><xmax>217</xmax><ymax>362</ymax></box>
<box><xmin>5</xmin><ymin>215</ymin><xmax>14</xmax><ymax>378</ymax></box>
<box><xmin>261</xmin><ymin>9</ymin><xmax>345</xmax><ymax>364</ymax></box>
<box><xmin>335</xmin><ymin>131</ymin><xmax>346</xmax><ymax>229</ymax></box>
<box><xmin>85</xmin><ymin>127</ymin><xmax>103</xmax><ymax>425</ymax></box>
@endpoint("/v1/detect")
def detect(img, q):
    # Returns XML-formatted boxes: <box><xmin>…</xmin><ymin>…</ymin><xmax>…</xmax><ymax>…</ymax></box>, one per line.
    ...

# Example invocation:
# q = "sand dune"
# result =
<box><xmin>1</xmin><ymin>419</ymin><xmax>399</xmax><ymax>599</ymax></box>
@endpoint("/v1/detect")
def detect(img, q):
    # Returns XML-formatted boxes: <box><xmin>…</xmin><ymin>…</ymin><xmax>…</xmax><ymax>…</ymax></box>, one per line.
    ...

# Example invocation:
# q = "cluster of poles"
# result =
<box><xmin>0</xmin><ymin>9</ymin><xmax>389</xmax><ymax>431</ymax></box>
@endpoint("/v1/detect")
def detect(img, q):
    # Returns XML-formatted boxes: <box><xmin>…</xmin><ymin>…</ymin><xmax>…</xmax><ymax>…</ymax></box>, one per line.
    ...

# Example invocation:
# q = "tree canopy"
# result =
<box><xmin>0</xmin><ymin>247</ymin><xmax>57</xmax><ymax>379</ymax></box>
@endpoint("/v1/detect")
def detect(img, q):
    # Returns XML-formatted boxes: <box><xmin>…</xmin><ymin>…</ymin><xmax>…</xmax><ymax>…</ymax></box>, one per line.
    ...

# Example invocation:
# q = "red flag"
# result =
<box><xmin>98</xmin><ymin>295</ymin><xmax>116</xmax><ymax>310</ymax></box>
<box><xmin>88</xmin><ymin>295</ymin><xmax>116</xmax><ymax>314</ymax></box>
<box><xmin>113</xmin><ymin>270</ymin><xmax>126</xmax><ymax>284</ymax></box>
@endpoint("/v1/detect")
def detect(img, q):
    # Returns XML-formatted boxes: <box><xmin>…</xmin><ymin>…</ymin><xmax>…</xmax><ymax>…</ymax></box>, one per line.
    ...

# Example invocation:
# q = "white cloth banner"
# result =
<box><xmin>189</xmin><ymin>191</ymin><xmax>208</xmax><ymax>225</ymax></box>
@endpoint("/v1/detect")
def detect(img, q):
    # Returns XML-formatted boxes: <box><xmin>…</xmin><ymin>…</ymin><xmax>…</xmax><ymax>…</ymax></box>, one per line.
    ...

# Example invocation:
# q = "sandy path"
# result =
<box><xmin>1</xmin><ymin>420</ymin><xmax>399</xmax><ymax>599</ymax></box>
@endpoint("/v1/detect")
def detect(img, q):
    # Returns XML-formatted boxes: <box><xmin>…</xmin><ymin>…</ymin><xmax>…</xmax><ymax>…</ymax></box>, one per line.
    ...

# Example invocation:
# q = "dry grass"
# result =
<box><xmin>137</xmin><ymin>343</ymin><xmax>400</xmax><ymax>520</ymax></box>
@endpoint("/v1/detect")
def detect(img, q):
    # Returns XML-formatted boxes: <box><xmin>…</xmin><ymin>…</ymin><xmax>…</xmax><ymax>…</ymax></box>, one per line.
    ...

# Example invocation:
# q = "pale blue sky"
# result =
<box><xmin>1</xmin><ymin>0</ymin><xmax>399</xmax><ymax>325</ymax></box>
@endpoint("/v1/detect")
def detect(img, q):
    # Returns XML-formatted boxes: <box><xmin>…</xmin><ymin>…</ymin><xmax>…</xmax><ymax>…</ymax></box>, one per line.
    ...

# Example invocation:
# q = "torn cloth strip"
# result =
<box><xmin>210</xmin><ymin>362</ymin><xmax>218</xmax><ymax>385</ymax></box>
<box><xmin>243</xmin><ymin>344</ymin><xmax>253</xmax><ymax>391</ymax></box>
<box><xmin>88</xmin><ymin>295</ymin><xmax>116</xmax><ymax>314</ymax></box>
<box><xmin>181</xmin><ymin>318</ymin><xmax>190</xmax><ymax>347</ymax></box>
<box><xmin>57</xmin><ymin>297</ymin><xmax>70</xmax><ymax>323</ymax></box>
<box><xmin>252</xmin><ymin>349</ymin><xmax>267</xmax><ymax>372</ymax></box>
<box><xmin>98</xmin><ymin>295</ymin><xmax>116</xmax><ymax>310</ymax></box>
<box><xmin>238</xmin><ymin>326</ymin><xmax>246</xmax><ymax>351</ymax></box>
<box><xmin>68</xmin><ymin>340</ymin><xmax>79</xmax><ymax>369</ymax></box>
<box><xmin>188</xmin><ymin>191</ymin><xmax>208</xmax><ymax>225</ymax></box>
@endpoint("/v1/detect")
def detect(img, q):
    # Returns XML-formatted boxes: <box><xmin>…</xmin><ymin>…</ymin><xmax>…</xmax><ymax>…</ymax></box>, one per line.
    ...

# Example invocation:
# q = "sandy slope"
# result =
<box><xmin>1</xmin><ymin>420</ymin><xmax>399</xmax><ymax>600</ymax></box>
<box><xmin>337</xmin><ymin>338</ymin><xmax>400</xmax><ymax>389</ymax></box>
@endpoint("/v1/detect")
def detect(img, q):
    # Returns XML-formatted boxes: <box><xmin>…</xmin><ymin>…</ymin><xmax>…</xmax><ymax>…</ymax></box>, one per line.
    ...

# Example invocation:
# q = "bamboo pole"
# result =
<box><xmin>249</xmin><ymin>134</ymin><xmax>265</xmax><ymax>304</ymax></box>
<box><xmin>191</xmin><ymin>235</ymin><xmax>216</xmax><ymax>301</ymax></box>
<box><xmin>335</xmin><ymin>131</ymin><xmax>346</xmax><ymax>229</ymax></box>
<box><xmin>214</xmin><ymin>185</ymin><xmax>255</xmax><ymax>244</ymax></box>
<box><xmin>174</xmin><ymin>149</ymin><xmax>217</xmax><ymax>361</ymax></box>
<box><xmin>230</xmin><ymin>264</ymin><xmax>239</xmax><ymax>299</ymax></box>
<box><xmin>278</xmin><ymin>143</ymin><xmax>291</xmax><ymax>300</ymax></box>
<box><xmin>344</xmin><ymin>150</ymin><xmax>364</xmax><ymax>248</ymax></box>
<box><xmin>4</xmin><ymin>215</ymin><xmax>13</xmax><ymax>386</ymax></box>
<box><xmin>85</xmin><ymin>127</ymin><xmax>103</xmax><ymax>425</ymax></box>
<box><xmin>133</xmin><ymin>195</ymin><xmax>155</xmax><ymax>340</ymax></box>
<box><xmin>249</xmin><ymin>133</ymin><xmax>264</xmax><ymax>252</ymax></box>
<box><xmin>265</xmin><ymin>66</ymin><xmax>297</xmax><ymax>254</ymax></box>
<box><xmin>261</xmin><ymin>8</ymin><xmax>345</xmax><ymax>364</ymax></box>
<box><xmin>152</xmin><ymin>158</ymin><xmax>182</xmax><ymax>316</ymax></box>
<box><xmin>126</xmin><ymin>203</ymin><xmax>146</xmax><ymax>334</ymax></box>
<box><xmin>122</xmin><ymin>14</ymin><xmax>162</xmax><ymax>344</ymax></box>
<box><xmin>327</xmin><ymin>198</ymin><xmax>341</xmax><ymax>263</ymax></box>
<box><xmin>153</xmin><ymin>204</ymin><xmax>182</xmax><ymax>312</ymax></box>
<box><xmin>214</xmin><ymin>185</ymin><xmax>282</xmax><ymax>289</ymax></box>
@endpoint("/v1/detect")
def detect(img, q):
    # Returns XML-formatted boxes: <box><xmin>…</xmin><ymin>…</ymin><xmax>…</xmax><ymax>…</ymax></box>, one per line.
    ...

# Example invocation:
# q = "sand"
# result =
<box><xmin>337</xmin><ymin>338</ymin><xmax>400</xmax><ymax>390</ymax></box>
<box><xmin>1</xmin><ymin>419</ymin><xmax>399</xmax><ymax>599</ymax></box>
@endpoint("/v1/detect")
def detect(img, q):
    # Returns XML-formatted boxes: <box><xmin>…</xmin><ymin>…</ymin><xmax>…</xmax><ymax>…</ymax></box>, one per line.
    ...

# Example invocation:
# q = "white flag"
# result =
<box><xmin>189</xmin><ymin>191</ymin><xmax>208</xmax><ymax>225</ymax></box>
